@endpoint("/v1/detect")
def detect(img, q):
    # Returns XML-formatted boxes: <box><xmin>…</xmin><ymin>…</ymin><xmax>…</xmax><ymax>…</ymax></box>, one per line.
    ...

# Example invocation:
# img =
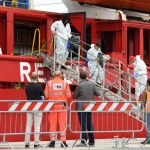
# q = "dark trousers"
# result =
<box><xmin>78</xmin><ymin>112</ymin><xmax>95</xmax><ymax>143</ymax></box>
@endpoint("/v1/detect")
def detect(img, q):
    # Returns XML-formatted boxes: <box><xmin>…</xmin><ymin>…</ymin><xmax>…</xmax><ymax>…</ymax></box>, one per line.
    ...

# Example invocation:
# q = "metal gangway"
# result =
<box><xmin>30</xmin><ymin>33</ymin><xmax>145</xmax><ymax>121</ymax></box>
<box><xmin>27</xmin><ymin>32</ymin><xmax>148</xmax><ymax>144</ymax></box>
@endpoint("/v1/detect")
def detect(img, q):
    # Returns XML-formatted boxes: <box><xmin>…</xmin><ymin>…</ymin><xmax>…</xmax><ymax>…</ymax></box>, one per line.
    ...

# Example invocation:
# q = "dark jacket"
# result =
<box><xmin>141</xmin><ymin>86</ymin><xmax>150</xmax><ymax>107</ymax></box>
<box><xmin>25</xmin><ymin>82</ymin><xmax>44</xmax><ymax>100</ymax></box>
<box><xmin>72</xmin><ymin>79</ymin><xmax>100</xmax><ymax>110</ymax></box>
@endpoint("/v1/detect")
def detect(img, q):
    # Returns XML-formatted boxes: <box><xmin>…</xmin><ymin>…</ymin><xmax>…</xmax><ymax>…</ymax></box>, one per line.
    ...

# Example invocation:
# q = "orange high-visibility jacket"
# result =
<box><xmin>44</xmin><ymin>76</ymin><xmax>71</xmax><ymax>101</ymax></box>
<box><xmin>146</xmin><ymin>90</ymin><xmax>150</xmax><ymax>112</ymax></box>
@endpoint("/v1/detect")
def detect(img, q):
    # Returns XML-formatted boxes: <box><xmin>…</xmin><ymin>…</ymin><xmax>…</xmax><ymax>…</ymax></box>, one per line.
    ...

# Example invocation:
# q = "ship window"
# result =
<box><xmin>14</xmin><ymin>25</ymin><xmax>38</xmax><ymax>55</ymax></box>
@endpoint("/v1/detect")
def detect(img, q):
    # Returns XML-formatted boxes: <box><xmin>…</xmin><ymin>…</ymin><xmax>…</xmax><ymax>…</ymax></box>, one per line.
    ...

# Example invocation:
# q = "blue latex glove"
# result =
<box><xmin>85</xmin><ymin>58</ymin><xmax>89</xmax><ymax>66</ymax></box>
<box><xmin>132</xmin><ymin>72</ymin><xmax>138</xmax><ymax>78</ymax></box>
<box><xmin>41</xmin><ymin>96</ymin><xmax>45</xmax><ymax>100</ymax></box>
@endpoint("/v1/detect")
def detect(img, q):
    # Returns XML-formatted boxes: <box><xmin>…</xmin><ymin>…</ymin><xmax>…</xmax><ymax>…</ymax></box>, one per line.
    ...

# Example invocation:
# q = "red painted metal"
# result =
<box><xmin>139</xmin><ymin>29</ymin><xmax>144</xmax><ymax>59</ymax></box>
<box><xmin>0</xmin><ymin>6</ymin><xmax>49</xmax><ymax>20</ymax></box>
<box><xmin>6</xmin><ymin>11</ymin><xmax>14</xmax><ymax>55</ymax></box>
<box><xmin>0</xmin><ymin>16</ymin><xmax>6</xmax><ymax>54</ymax></box>
<box><xmin>73</xmin><ymin>0</ymin><xmax>150</xmax><ymax>13</ymax></box>
<box><xmin>0</xmin><ymin>5</ymin><xmax>149</xmax><ymax>141</ymax></box>
<box><xmin>0</xmin><ymin>55</ymin><xmax>44</xmax><ymax>82</ymax></box>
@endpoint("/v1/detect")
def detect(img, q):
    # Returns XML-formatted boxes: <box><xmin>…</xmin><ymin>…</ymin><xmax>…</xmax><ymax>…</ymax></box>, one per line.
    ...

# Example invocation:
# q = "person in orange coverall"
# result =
<box><xmin>44</xmin><ymin>70</ymin><xmax>71</xmax><ymax>148</ymax></box>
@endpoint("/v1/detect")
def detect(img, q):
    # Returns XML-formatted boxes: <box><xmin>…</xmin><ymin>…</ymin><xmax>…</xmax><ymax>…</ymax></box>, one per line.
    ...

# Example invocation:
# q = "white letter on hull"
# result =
<box><xmin>20</xmin><ymin>62</ymin><xmax>31</xmax><ymax>82</ymax></box>
<box><xmin>35</xmin><ymin>63</ymin><xmax>46</xmax><ymax>83</ymax></box>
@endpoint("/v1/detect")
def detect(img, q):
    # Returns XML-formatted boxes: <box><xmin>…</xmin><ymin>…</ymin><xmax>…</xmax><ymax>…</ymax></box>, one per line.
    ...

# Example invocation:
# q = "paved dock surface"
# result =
<box><xmin>1</xmin><ymin>139</ymin><xmax>150</xmax><ymax>150</ymax></box>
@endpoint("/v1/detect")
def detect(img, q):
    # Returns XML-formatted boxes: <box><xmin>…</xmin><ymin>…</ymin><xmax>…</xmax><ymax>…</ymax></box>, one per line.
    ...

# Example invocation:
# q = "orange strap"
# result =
<box><xmin>146</xmin><ymin>90</ymin><xmax>150</xmax><ymax>112</ymax></box>
<box><xmin>48</xmin><ymin>36</ymin><xmax>54</xmax><ymax>56</ymax></box>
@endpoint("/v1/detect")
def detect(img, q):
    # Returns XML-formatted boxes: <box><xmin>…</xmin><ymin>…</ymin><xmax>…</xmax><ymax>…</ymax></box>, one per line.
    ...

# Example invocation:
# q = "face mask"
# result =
<box><xmin>63</xmin><ymin>20</ymin><xmax>68</xmax><ymax>26</ymax></box>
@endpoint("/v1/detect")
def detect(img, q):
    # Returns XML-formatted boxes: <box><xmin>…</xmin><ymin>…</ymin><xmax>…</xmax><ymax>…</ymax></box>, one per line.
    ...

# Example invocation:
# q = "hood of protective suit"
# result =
<box><xmin>133</xmin><ymin>55</ymin><xmax>141</xmax><ymax>66</ymax></box>
<box><xmin>135</xmin><ymin>55</ymin><xmax>141</xmax><ymax>62</ymax></box>
<box><xmin>90</xmin><ymin>44</ymin><xmax>102</xmax><ymax>53</ymax></box>
<box><xmin>90</xmin><ymin>44</ymin><xmax>95</xmax><ymax>48</ymax></box>
<box><xmin>62</xmin><ymin>14</ymin><xmax>70</xmax><ymax>26</ymax></box>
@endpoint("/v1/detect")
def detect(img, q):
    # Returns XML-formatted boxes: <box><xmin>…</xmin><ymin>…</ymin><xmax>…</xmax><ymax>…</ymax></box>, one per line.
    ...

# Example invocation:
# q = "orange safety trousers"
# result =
<box><xmin>48</xmin><ymin>105</ymin><xmax>67</xmax><ymax>142</ymax></box>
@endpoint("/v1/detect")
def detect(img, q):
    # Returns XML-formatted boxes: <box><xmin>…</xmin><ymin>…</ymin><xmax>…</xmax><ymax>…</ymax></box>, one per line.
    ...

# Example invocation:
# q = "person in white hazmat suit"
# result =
<box><xmin>87</xmin><ymin>42</ymin><xmax>104</xmax><ymax>84</ymax></box>
<box><xmin>51</xmin><ymin>14</ymin><xmax>72</xmax><ymax>69</ymax></box>
<box><xmin>131</xmin><ymin>55</ymin><xmax>147</xmax><ymax>101</ymax></box>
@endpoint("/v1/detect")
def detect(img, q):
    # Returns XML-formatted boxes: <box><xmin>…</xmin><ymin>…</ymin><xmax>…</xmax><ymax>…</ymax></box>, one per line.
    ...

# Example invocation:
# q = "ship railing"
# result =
<box><xmin>31</xmin><ymin>28</ymin><xmax>41</xmax><ymax>57</ymax></box>
<box><xmin>79</xmin><ymin>39</ymin><xmax>135</xmax><ymax>96</ymax></box>
<box><xmin>39</xmin><ymin>51</ymin><xmax>132</xmax><ymax>104</ymax></box>
<box><xmin>39</xmin><ymin>34</ymin><xmax>130</xmax><ymax>95</ymax></box>
<box><xmin>39</xmin><ymin>34</ymin><xmax>143</xmax><ymax>120</ymax></box>
<box><xmin>70</xmin><ymin>100</ymin><xmax>144</xmax><ymax>147</ymax></box>
<box><xmin>54</xmin><ymin>34</ymin><xmax>138</xmax><ymax>100</ymax></box>
<box><xmin>0</xmin><ymin>100</ymin><xmax>68</xmax><ymax>149</ymax></box>
<box><xmin>79</xmin><ymin>39</ymin><xmax>147</xmax><ymax>104</ymax></box>
<box><xmin>68</xmin><ymin>35</ymin><xmax>146</xmax><ymax>118</ymax></box>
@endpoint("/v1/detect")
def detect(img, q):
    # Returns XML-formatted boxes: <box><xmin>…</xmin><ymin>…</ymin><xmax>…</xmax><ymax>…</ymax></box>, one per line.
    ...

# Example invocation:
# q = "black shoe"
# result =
<box><xmin>61</xmin><ymin>142</ymin><xmax>68</xmax><ymax>148</ymax></box>
<box><xmin>61</xmin><ymin>66</ymin><xmax>67</xmax><ymax>70</ymax></box>
<box><xmin>34</xmin><ymin>144</ymin><xmax>43</xmax><ymax>149</ymax></box>
<box><xmin>47</xmin><ymin>141</ymin><xmax>55</xmax><ymax>148</ymax></box>
<box><xmin>141</xmin><ymin>139</ymin><xmax>146</xmax><ymax>144</ymax></box>
<box><xmin>141</xmin><ymin>139</ymin><xmax>150</xmax><ymax>144</ymax></box>
<box><xmin>25</xmin><ymin>144</ymin><xmax>30</xmax><ymax>149</ymax></box>
<box><xmin>88</xmin><ymin>142</ymin><xmax>95</xmax><ymax>146</ymax></box>
<box><xmin>96</xmin><ymin>82</ymin><xmax>101</xmax><ymax>86</ymax></box>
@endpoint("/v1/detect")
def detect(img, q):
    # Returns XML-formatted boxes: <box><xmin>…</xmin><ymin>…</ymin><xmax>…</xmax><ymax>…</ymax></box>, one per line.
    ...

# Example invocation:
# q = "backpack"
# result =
<box><xmin>97</xmin><ymin>52</ymin><xmax>104</xmax><ymax>68</ymax></box>
<box><xmin>70</xmin><ymin>35</ymin><xmax>80</xmax><ymax>49</ymax></box>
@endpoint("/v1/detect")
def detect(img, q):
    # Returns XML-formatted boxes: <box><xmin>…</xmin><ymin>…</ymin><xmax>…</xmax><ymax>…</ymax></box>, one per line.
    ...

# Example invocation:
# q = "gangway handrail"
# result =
<box><xmin>31</xmin><ymin>28</ymin><xmax>41</xmax><ymax>57</ymax></box>
<box><xmin>39</xmin><ymin>33</ymin><xmax>145</xmax><ymax>108</ymax></box>
<box><xmin>40</xmin><ymin>50</ymin><xmax>136</xmax><ymax>103</ymax></box>
<box><xmin>40</xmin><ymin>34</ymin><xmax>128</xmax><ymax>91</ymax></box>
<box><xmin>63</xmin><ymin>35</ymin><xmax>147</xmax><ymax>101</ymax></box>
<box><xmin>40</xmin><ymin>50</ymin><xmax>144</xmax><ymax>123</ymax></box>
<box><xmin>40</xmin><ymin>51</ymin><xmax>135</xmax><ymax>103</ymax></box>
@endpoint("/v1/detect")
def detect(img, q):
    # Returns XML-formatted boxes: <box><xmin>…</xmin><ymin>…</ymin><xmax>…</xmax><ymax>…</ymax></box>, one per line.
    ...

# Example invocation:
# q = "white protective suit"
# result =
<box><xmin>133</xmin><ymin>55</ymin><xmax>147</xmax><ymax>101</ymax></box>
<box><xmin>51</xmin><ymin>19</ymin><xmax>72</xmax><ymax>67</ymax></box>
<box><xmin>0</xmin><ymin>47</ymin><xmax>2</xmax><ymax>54</ymax></box>
<box><xmin>87</xmin><ymin>44</ymin><xmax>104</xmax><ymax>84</ymax></box>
